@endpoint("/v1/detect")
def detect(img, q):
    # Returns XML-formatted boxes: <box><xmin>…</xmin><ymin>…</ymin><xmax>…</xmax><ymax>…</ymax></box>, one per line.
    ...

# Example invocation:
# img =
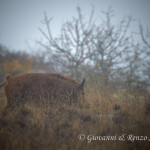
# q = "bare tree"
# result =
<box><xmin>38</xmin><ymin>7</ymin><xmax>96</xmax><ymax>80</ymax></box>
<box><xmin>139</xmin><ymin>24</ymin><xmax>150</xmax><ymax>86</ymax></box>
<box><xmin>91</xmin><ymin>8</ymin><xmax>134</xmax><ymax>86</ymax></box>
<box><xmin>37</xmin><ymin>6</ymin><xmax>149</xmax><ymax>88</ymax></box>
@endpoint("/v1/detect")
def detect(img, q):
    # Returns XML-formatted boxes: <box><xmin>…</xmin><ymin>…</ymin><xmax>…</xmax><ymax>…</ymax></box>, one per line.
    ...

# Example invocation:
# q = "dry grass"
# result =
<box><xmin>0</xmin><ymin>84</ymin><xmax>150</xmax><ymax>150</ymax></box>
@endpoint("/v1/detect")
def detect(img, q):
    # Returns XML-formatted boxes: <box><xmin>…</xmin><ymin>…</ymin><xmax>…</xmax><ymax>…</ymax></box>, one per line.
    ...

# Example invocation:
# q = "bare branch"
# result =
<box><xmin>140</xmin><ymin>24</ymin><xmax>150</xmax><ymax>48</ymax></box>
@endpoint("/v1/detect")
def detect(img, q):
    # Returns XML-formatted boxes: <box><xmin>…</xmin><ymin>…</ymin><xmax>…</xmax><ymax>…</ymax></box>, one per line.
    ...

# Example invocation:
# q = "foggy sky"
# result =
<box><xmin>0</xmin><ymin>0</ymin><xmax>150</xmax><ymax>51</ymax></box>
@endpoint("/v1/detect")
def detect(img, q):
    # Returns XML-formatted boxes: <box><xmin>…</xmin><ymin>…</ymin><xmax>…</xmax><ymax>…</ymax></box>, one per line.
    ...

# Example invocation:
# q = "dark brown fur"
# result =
<box><xmin>4</xmin><ymin>73</ymin><xmax>85</xmax><ymax>107</ymax></box>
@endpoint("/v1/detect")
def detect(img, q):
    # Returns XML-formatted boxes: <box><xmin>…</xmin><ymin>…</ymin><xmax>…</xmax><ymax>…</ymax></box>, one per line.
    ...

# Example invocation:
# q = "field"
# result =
<box><xmin>0</xmin><ymin>84</ymin><xmax>150</xmax><ymax>150</ymax></box>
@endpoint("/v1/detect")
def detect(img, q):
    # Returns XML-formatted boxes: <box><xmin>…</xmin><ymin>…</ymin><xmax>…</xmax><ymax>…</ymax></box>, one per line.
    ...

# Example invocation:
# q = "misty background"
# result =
<box><xmin>0</xmin><ymin>0</ymin><xmax>150</xmax><ymax>90</ymax></box>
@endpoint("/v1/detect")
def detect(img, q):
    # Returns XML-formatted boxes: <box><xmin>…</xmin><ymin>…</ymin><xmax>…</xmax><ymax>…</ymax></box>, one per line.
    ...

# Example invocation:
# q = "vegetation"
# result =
<box><xmin>0</xmin><ymin>7</ymin><xmax>150</xmax><ymax>87</ymax></box>
<box><xmin>0</xmin><ymin>45</ymin><xmax>31</xmax><ymax>83</ymax></box>
<box><xmin>0</xmin><ymin>83</ymin><xmax>150</xmax><ymax>150</ymax></box>
<box><xmin>38</xmin><ymin>6</ymin><xmax>150</xmax><ymax>88</ymax></box>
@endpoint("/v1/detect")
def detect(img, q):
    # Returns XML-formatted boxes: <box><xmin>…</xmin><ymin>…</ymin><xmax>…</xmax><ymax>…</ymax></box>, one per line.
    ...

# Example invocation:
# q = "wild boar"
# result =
<box><xmin>1</xmin><ymin>73</ymin><xmax>85</xmax><ymax>107</ymax></box>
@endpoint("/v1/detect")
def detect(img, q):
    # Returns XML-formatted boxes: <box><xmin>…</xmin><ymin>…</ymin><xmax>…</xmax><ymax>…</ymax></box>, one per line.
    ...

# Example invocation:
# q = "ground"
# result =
<box><xmin>0</xmin><ymin>86</ymin><xmax>150</xmax><ymax>150</ymax></box>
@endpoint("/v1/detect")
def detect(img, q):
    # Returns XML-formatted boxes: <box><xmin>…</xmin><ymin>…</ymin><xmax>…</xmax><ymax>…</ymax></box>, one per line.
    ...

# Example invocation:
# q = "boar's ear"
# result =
<box><xmin>77</xmin><ymin>78</ymin><xmax>85</xmax><ymax>90</ymax></box>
